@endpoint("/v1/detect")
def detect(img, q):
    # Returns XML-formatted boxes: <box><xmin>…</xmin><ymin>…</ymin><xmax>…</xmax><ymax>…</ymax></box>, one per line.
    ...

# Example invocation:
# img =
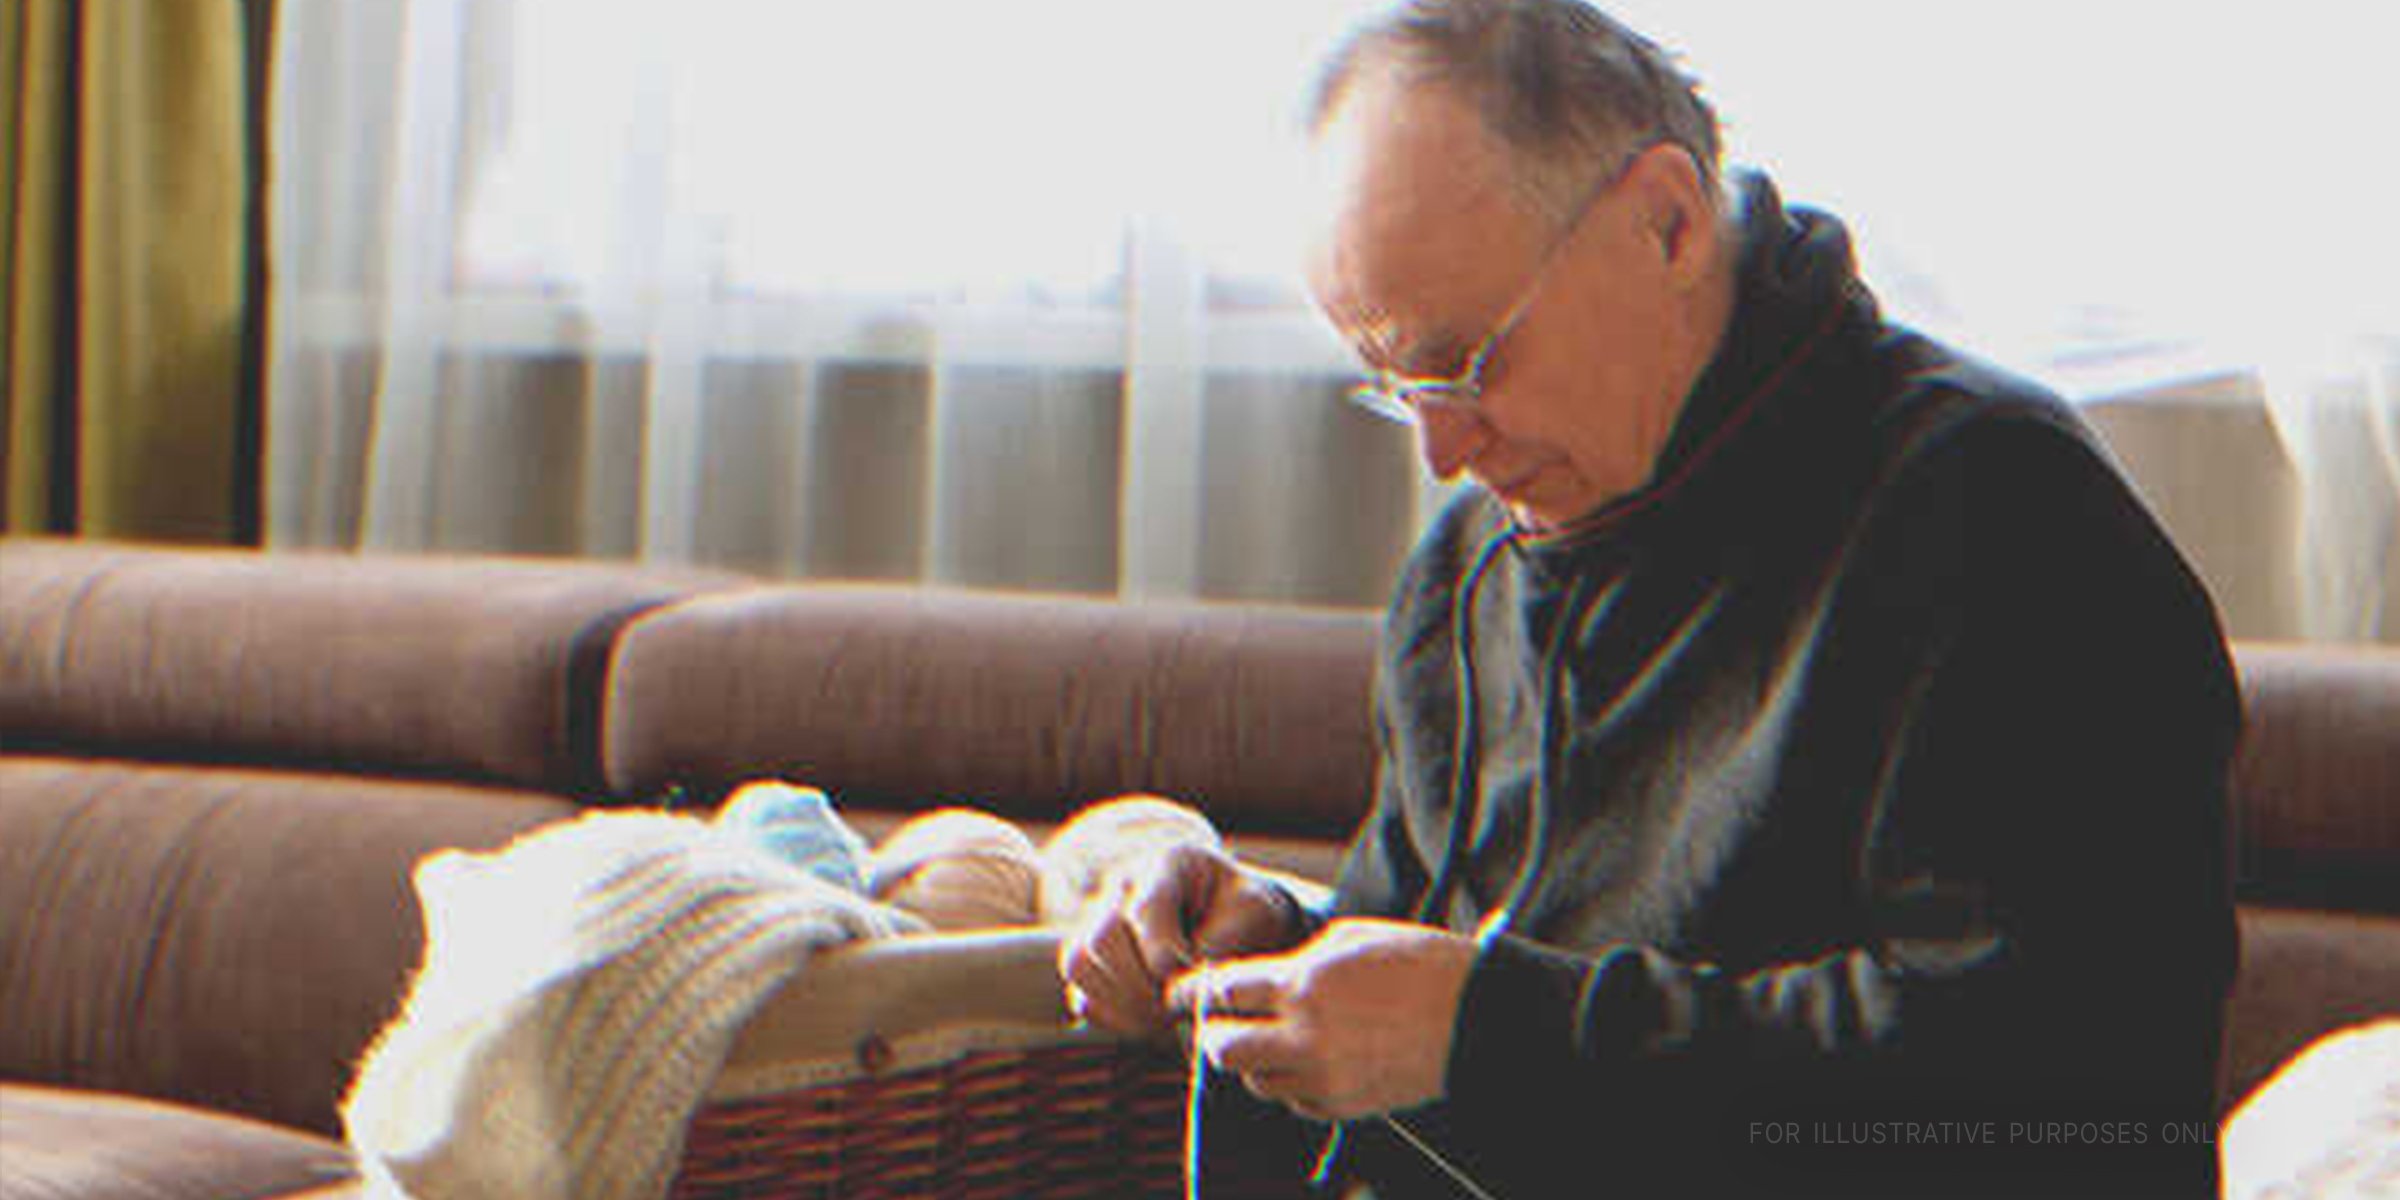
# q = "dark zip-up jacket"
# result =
<box><xmin>1295</xmin><ymin>175</ymin><xmax>2241</xmax><ymax>1199</ymax></box>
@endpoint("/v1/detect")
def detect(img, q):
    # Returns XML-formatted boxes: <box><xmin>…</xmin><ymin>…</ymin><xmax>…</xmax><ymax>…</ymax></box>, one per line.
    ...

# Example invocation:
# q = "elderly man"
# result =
<box><xmin>1062</xmin><ymin>1</ymin><xmax>2240</xmax><ymax>1196</ymax></box>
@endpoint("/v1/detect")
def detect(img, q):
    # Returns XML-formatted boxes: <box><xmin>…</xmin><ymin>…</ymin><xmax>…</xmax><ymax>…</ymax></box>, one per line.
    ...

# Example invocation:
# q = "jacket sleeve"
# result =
<box><xmin>1434</xmin><ymin>418</ymin><xmax>2241</xmax><ymax>1196</ymax></box>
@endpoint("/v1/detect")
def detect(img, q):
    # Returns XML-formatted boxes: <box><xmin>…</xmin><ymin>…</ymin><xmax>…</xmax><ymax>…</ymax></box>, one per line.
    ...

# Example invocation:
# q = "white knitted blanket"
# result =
<box><xmin>2222</xmin><ymin>1019</ymin><xmax>2400</xmax><ymax>1200</ymax></box>
<box><xmin>344</xmin><ymin>809</ymin><xmax>924</xmax><ymax>1200</ymax></box>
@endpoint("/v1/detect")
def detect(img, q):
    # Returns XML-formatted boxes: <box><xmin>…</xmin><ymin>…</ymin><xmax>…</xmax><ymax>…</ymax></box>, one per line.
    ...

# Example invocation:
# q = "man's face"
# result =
<box><xmin>1305</xmin><ymin>70</ymin><xmax>1699</xmax><ymax>531</ymax></box>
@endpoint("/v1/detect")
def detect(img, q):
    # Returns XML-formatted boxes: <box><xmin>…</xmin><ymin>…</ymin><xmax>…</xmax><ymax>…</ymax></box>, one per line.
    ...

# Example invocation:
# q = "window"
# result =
<box><xmin>272</xmin><ymin>0</ymin><xmax>2396</xmax><ymax>630</ymax></box>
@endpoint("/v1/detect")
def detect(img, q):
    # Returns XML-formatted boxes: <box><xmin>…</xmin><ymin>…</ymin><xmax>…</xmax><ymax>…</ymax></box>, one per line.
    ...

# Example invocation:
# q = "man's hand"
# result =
<box><xmin>1058</xmin><ymin>844</ymin><xmax>1308</xmax><ymax>1035</ymax></box>
<box><xmin>1166</xmin><ymin>918</ymin><xmax>1479</xmax><ymax>1122</ymax></box>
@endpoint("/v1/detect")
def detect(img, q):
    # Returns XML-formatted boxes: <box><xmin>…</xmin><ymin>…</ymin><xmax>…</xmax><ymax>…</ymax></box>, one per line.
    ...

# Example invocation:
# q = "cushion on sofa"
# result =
<box><xmin>0</xmin><ymin>1083</ymin><xmax>358</xmax><ymax>1200</ymax></box>
<box><xmin>2231</xmin><ymin>642</ymin><xmax>2400</xmax><ymax>912</ymax></box>
<box><xmin>2222</xmin><ymin>907</ymin><xmax>2400</xmax><ymax>1112</ymax></box>
<box><xmin>0</xmin><ymin>758</ymin><xmax>577</xmax><ymax>1137</ymax></box>
<box><xmin>603</xmin><ymin>587</ymin><xmax>1380</xmax><ymax>835</ymax></box>
<box><xmin>2220</xmin><ymin>645</ymin><xmax>2400</xmax><ymax>1113</ymax></box>
<box><xmin>0</xmin><ymin>539</ymin><xmax>744</xmax><ymax>791</ymax></box>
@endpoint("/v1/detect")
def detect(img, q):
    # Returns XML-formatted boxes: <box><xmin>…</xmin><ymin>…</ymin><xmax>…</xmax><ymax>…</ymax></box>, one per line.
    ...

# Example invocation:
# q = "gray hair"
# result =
<box><xmin>1308</xmin><ymin>0</ymin><xmax>1722</xmax><ymax>225</ymax></box>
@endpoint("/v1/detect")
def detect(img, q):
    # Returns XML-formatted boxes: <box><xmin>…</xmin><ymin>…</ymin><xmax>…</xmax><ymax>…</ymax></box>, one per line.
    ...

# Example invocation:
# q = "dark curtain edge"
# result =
<box><xmin>232</xmin><ymin>0</ymin><xmax>274</xmax><ymax>546</ymax></box>
<box><xmin>45</xmin><ymin>0</ymin><xmax>81</xmax><ymax>533</ymax></box>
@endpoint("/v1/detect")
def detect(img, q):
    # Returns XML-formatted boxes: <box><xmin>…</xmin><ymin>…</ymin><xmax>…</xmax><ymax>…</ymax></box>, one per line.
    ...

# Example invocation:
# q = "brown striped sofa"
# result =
<box><xmin>1</xmin><ymin>537</ymin><xmax>2393</xmax><ymax>1199</ymax></box>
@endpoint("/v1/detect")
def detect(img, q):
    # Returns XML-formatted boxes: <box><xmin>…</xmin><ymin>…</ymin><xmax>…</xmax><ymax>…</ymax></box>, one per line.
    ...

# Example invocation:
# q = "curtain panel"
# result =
<box><xmin>1</xmin><ymin>0</ymin><xmax>261</xmax><ymax>542</ymax></box>
<box><xmin>265</xmin><ymin>0</ymin><xmax>1424</xmax><ymax>607</ymax></box>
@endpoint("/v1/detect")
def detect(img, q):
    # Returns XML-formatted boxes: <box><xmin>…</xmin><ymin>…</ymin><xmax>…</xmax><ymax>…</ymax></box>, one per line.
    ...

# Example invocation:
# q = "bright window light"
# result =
<box><xmin>459</xmin><ymin>0</ymin><xmax>2398</xmax><ymax>368</ymax></box>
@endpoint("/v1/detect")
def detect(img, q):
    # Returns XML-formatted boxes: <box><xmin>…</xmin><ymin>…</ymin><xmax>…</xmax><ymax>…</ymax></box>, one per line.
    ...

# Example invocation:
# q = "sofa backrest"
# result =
<box><xmin>602</xmin><ymin>585</ymin><xmax>1381</xmax><ymax>835</ymax></box>
<box><xmin>2229</xmin><ymin>643</ymin><xmax>2400</xmax><ymax>912</ymax></box>
<box><xmin>0</xmin><ymin>538</ymin><xmax>743</xmax><ymax>794</ymax></box>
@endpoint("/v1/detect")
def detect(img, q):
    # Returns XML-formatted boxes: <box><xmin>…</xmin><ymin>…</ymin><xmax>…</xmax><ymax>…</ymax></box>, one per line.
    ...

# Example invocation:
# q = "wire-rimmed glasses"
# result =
<box><xmin>1342</xmin><ymin>146</ymin><xmax>1651</xmax><ymax>427</ymax></box>
<box><xmin>1343</xmin><ymin>288</ymin><xmax>1541</xmax><ymax>426</ymax></box>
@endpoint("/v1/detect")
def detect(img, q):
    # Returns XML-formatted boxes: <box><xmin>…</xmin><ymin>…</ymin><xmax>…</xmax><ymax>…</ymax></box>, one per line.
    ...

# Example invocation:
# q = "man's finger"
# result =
<box><xmin>1099</xmin><ymin>917</ymin><xmax>1173</xmax><ymax>1020</ymax></box>
<box><xmin>1057</xmin><ymin>910</ymin><xmax>1124</xmax><ymax>995</ymax></box>
<box><xmin>1195</xmin><ymin>1014</ymin><xmax>1308</xmax><ymax>1081</ymax></box>
<box><xmin>1168</xmin><ymin>962</ymin><xmax>1285</xmax><ymax>1018</ymax></box>
<box><xmin>1075</xmin><ymin>988</ymin><xmax>1155</xmax><ymax>1035</ymax></box>
<box><xmin>1187</xmin><ymin>876</ymin><xmax>1291</xmax><ymax>960</ymax></box>
<box><xmin>1237</xmin><ymin>1067</ymin><xmax>1307</xmax><ymax>1105</ymax></box>
<box><xmin>1125</xmin><ymin>867</ymin><xmax>1200</xmax><ymax>981</ymax></box>
<box><xmin>1063</xmin><ymin>910</ymin><xmax>1168</xmax><ymax>1032</ymax></box>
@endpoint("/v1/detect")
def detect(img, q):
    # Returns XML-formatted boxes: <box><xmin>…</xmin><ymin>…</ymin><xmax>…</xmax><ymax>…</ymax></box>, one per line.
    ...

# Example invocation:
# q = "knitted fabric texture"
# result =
<box><xmin>343</xmin><ymin>808</ymin><xmax>924</xmax><ymax>1200</ymax></box>
<box><xmin>2222</xmin><ymin>1019</ymin><xmax>2400</xmax><ymax>1200</ymax></box>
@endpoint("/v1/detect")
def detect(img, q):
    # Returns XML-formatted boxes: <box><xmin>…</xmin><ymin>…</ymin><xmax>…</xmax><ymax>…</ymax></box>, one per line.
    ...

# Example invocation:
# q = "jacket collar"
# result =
<box><xmin>1513</xmin><ymin>170</ymin><xmax>1867</xmax><ymax>556</ymax></box>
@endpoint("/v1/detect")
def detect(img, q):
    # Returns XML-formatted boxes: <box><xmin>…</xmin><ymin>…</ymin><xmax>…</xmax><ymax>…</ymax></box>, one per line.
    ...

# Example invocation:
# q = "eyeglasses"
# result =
<box><xmin>1343</xmin><ymin>148</ymin><xmax>1648</xmax><ymax>426</ymax></box>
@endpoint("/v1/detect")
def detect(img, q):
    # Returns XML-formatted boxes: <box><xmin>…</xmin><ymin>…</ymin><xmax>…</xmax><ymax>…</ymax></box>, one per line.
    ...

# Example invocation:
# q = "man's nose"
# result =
<box><xmin>1413</xmin><ymin>405</ymin><xmax>1489</xmax><ymax>480</ymax></box>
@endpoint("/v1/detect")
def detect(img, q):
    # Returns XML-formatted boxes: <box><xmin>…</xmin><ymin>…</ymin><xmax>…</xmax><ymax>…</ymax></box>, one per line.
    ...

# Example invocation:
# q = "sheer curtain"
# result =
<box><xmin>268</xmin><ymin>0</ymin><xmax>1418</xmax><ymax>605</ymax></box>
<box><xmin>270</xmin><ymin>0</ymin><xmax>2398</xmax><ymax>636</ymax></box>
<box><xmin>2264</xmin><ymin>344</ymin><xmax>2399</xmax><ymax>641</ymax></box>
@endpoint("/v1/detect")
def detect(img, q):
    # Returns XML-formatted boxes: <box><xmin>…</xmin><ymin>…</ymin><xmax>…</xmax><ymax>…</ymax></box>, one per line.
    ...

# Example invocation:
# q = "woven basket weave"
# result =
<box><xmin>674</xmin><ymin>1040</ymin><xmax>1189</xmax><ymax>1199</ymax></box>
<box><xmin>668</xmin><ymin>929</ymin><xmax>1191</xmax><ymax>1199</ymax></box>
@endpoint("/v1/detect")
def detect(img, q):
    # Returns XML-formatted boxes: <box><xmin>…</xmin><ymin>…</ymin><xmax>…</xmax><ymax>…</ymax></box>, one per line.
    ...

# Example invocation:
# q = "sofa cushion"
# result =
<box><xmin>0</xmin><ymin>1083</ymin><xmax>357</xmax><ymax>1200</ymax></box>
<box><xmin>2231</xmin><ymin>642</ymin><xmax>2400</xmax><ymax>912</ymax></box>
<box><xmin>2223</xmin><ymin>906</ymin><xmax>2400</xmax><ymax>1112</ymax></box>
<box><xmin>0</xmin><ymin>757</ymin><xmax>577</xmax><ymax>1137</ymax></box>
<box><xmin>0</xmin><ymin>539</ymin><xmax>745</xmax><ymax>791</ymax></box>
<box><xmin>604</xmin><ymin>587</ymin><xmax>1379</xmax><ymax>837</ymax></box>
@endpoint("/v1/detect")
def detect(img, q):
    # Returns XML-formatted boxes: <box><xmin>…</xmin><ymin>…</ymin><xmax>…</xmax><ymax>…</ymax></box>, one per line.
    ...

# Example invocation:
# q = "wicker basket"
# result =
<box><xmin>670</xmin><ymin>929</ymin><xmax>1191</xmax><ymax>1199</ymax></box>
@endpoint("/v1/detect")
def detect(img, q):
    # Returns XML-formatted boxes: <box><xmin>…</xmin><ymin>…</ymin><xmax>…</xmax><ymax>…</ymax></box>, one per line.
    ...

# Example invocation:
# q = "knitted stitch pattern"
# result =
<box><xmin>343</xmin><ymin>809</ymin><xmax>924</xmax><ymax>1200</ymax></box>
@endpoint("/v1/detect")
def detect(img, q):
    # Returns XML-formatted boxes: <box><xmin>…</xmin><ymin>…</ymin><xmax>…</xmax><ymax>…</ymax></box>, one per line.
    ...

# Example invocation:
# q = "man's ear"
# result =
<box><xmin>1622</xmin><ymin>143</ymin><xmax>1718</xmax><ymax>290</ymax></box>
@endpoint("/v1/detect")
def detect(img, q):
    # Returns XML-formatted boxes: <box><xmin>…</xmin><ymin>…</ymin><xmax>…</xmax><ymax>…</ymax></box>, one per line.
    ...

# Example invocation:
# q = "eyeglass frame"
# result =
<box><xmin>1343</xmin><ymin>144</ymin><xmax>1654</xmax><ymax>426</ymax></box>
